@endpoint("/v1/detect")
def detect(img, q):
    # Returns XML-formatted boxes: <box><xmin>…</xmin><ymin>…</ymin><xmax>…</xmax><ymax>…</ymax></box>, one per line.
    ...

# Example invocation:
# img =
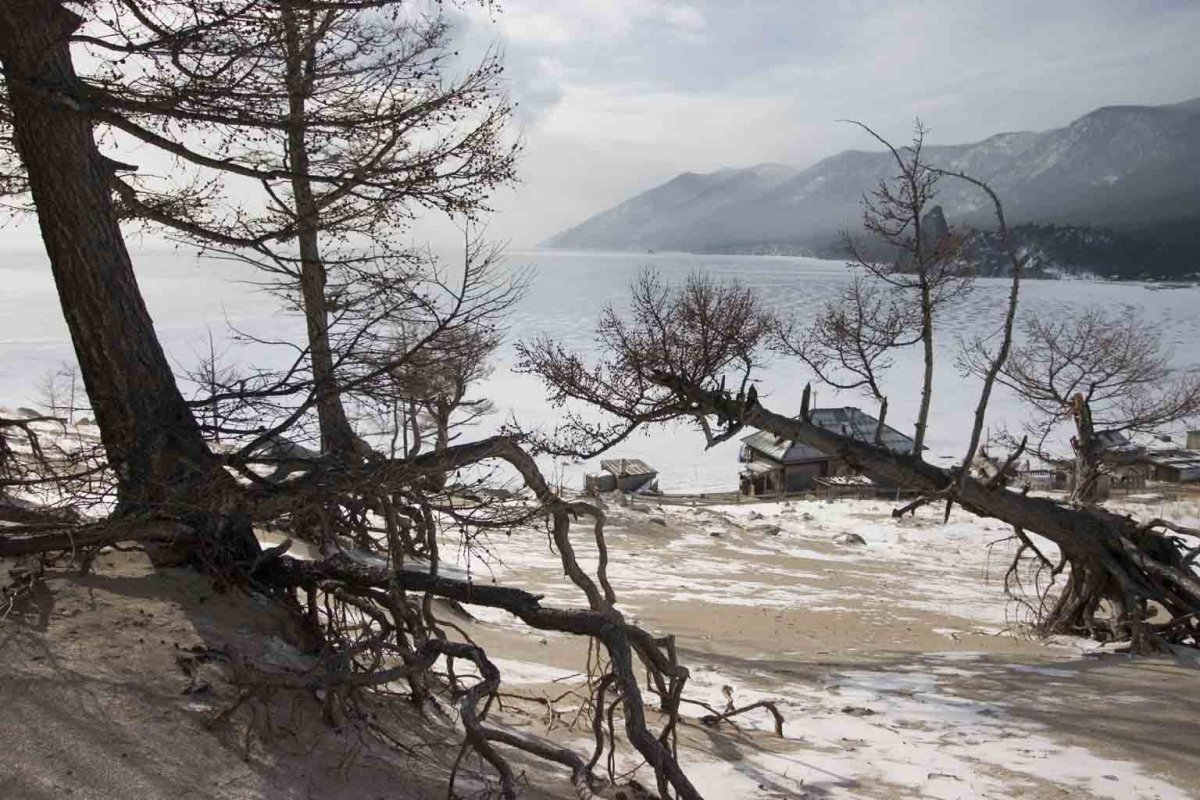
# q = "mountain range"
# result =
<box><xmin>543</xmin><ymin>98</ymin><xmax>1200</xmax><ymax>279</ymax></box>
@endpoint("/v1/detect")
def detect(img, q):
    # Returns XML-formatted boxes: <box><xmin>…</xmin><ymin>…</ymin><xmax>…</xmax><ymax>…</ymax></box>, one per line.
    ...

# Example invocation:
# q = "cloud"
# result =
<box><xmin>493</xmin><ymin>1</ymin><xmax>708</xmax><ymax>46</ymax></box>
<box><xmin>460</xmin><ymin>0</ymin><xmax>1200</xmax><ymax>249</ymax></box>
<box><xmin>660</xmin><ymin>4</ymin><xmax>708</xmax><ymax>44</ymax></box>
<box><xmin>537</xmin><ymin>85</ymin><xmax>793</xmax><ymax>165</ymax></box>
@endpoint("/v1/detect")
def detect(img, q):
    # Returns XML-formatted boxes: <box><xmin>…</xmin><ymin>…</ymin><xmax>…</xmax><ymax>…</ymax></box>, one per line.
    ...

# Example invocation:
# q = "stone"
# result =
<box><xmin>833</xmin><ymin>532</ymin><xmax>867</xmax><ymax>547</ymax></box>
<box><xmin>841</xmin><ymin>705</ymin><xmax>876</xmax><ymax>717</ymax></box>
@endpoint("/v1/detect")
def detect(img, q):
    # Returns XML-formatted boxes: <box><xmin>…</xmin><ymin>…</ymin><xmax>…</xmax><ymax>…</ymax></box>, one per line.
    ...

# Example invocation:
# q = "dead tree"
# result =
<box><xmin>773</xmin><ymin>274</ymin><xmax>918</xmax><ymax>442</ymax></box>
<box><xmin>934</xmin><ymin>168</ymin><xmax>1024</xmax><ymax>496</ymax></box>
<box><xmin>519</xmin><ymin>270</ymin><xmax>1200</xmax><ymax>651</ymax></box>
<box><xmin>35</xmin><ymin>363</ymin><xmax>84</xmax><ymax>424</ymax></box>
<box><xmin>843</xmin><ymin>120</ymin><xmax>974</xmax><ymax>455</ymax></box>
<box><xmin>968</xmin><ymin>308</ymin><xmax>1200</xmax><ymax>504</ymax></box>
<box><xmin>377</xmin><ymin>318</ymin><xmax>501</xmax><ymax>458</ymax></box>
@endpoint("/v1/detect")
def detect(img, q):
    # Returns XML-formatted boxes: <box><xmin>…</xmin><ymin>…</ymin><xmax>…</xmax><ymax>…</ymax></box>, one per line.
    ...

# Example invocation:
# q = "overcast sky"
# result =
<box><xmin>437</xmin><ymin>0</ymin><xmax>1200</xmax><ymax>249</ymax></box>
<box><xmin>2</xmin><ymin>0</ymin><xmax>1198</xmax><ymax>253</ymax></box>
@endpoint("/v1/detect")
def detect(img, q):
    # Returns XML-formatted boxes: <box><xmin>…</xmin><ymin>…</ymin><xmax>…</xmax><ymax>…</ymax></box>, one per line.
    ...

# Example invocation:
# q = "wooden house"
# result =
<box><xmin>738</xmin><ymin>407</ymin><xmax>916</xmax><ymax>496</ymax></box>
<box><xmin>585</xmin><ymin>458</ymin><xmax>660</xmax><ymax>494</ymax></box>
<box><xmin>1063</xmin><ymin>428</ymin><xmax>1200</xmax><ymax>487</ymax></box>
<box><xmin>1137</xmin><ymin>448</ymin><xmax>1200</xmax><ymax>483</ymax></box>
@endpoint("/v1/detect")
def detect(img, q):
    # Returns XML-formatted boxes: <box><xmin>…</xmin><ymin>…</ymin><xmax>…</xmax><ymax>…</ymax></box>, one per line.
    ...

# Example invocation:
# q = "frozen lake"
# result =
<box><xmin>3</xmin><ymin>247</ymin><xmax>1199</xmax><ymax>491</ymax></box>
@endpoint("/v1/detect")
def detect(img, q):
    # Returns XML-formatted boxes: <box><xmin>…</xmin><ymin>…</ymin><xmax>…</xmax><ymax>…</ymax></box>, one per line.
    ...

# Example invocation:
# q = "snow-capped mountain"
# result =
<box><xmin>543</xmin><ymin>98</ymin><xmax>1200</xmax><ymax>277</ymax></box>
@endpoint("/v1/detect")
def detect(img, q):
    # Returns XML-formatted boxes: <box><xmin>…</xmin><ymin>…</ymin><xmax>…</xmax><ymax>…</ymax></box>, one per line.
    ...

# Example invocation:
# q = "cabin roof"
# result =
<box><xmin>1094</xmin><ymin>429</ymin><xmax>1141</xmax><ymax>452</ymax></box>
<box><xmin>1140</xmin><ymin>448</ymin><xmax>1200</xmax><ymax>470</ymax></box>
<box><xmin>740</xmin><ymin>406</ymin><xmax>916</xmax><ymax>464</ymax></box>
<box><xmin>600</xmin><ymin>458</ymin><xmax>657</xmax><ymax>477</ymax></box>
<box><xmin>741</xmin><ymin>460</ymin><xmax>778</xmax><ymax>475</ymax></box>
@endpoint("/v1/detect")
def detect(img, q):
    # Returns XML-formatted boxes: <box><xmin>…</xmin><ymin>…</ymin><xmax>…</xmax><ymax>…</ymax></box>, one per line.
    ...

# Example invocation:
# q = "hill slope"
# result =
<box><xmin>545</xmin><ymin>98</ymin><xmax>1200</xmax><ymax>277</ymax></box>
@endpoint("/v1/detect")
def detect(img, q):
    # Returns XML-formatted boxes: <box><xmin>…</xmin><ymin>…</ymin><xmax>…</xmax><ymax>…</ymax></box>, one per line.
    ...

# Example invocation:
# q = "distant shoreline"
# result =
<box><xmin>528</xmin><ymin>246</ymin><xmax>1200</xmax><ymax>285</ymax></box>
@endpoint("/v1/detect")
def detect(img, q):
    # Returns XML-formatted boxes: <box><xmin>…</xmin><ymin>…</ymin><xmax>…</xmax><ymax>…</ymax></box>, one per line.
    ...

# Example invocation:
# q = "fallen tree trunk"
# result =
<box><xmin>662</xmin><ymin>376</ymin><xmax>1200</xmax><ymax>647</ymax></box>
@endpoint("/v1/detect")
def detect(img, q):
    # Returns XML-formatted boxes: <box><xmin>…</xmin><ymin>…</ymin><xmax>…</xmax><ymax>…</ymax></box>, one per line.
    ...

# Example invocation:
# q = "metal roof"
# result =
<box><xmin>740</xmin><ymin>430</ymin><xmax>826</xmax><ymax>463</ymax></box>
<box><xmin>600</xmin><ymin>458</ymin><xmax>657</xmax><ymax>477</ymax></box>
<box><xmin>740</xmin><ymin>406</ymin><xmax>916</xmax><ymax>464</ymax></box>
<box><xmin>1140</xmin><ymin>448</ymin><xmax>1200</xmax><ymax>470</ymax></box>
<box><xmin>1095</xmin><ymin>429</ymin><xmax>1142</xmax><ymax>453</ymax></box>
<box><xmin>741</xmin><ymin>460</ymin><xmax>778</xmax><ymax>475</ymax></box>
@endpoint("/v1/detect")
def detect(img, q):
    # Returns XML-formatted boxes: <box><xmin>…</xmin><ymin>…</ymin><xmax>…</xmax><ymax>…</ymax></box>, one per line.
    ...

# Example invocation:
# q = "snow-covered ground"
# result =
<box><xmin>448</xmin><ymin>493</ymin><xmax>1200</xmax><ymax>799</ymax></box>
<box><xmin>8</xmin><ymin>240</ymin><xmax>1200</xmax><ymax>798</ymax></box>
<box><xmin>6</xmin><ymin>405</ymin><xmax>1200</xmax><ymax>798</ymax></box>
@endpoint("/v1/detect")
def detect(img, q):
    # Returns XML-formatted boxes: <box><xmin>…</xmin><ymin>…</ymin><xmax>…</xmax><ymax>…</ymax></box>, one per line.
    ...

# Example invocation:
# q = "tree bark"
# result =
<box><xmin>0</xmin><ymin>1</ymin><xmax>212</xmax><ymax>507</ymax></box>
<box><xmin>1070</xmin><ymin>394</ymin><xmax>1101</xmax><ymax>504</ymax></box>
<box><xmin>0</xmin><ymin>1</ymin><xmax>257</xmax><ymax>568</ymax></box>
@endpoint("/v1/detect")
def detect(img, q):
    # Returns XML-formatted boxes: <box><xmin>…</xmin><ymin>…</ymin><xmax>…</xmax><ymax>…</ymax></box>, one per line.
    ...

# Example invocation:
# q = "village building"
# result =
<box><xmin>1137</xmin><ymin>448</ymin><xmax>1200</xmax><ymax>483</ymax></box>
<box><xmin>1070</xmin><ymin>428</ymin><xmax>1200</xmax><ymax>491</ymax></box>
<box><xmin>584</xmin><ymin>458</ymin><xmax>660</xmax><ymax>494</ymax></box>
<box><xmin>738</xmin><ymin>407</ymin><xmax>916</xmax><ymax>496</ymax></box>
<box><xmin>1092</xmin><ymin>428</ymin><xmax>1200</xmax><ymax>483</ymax></box>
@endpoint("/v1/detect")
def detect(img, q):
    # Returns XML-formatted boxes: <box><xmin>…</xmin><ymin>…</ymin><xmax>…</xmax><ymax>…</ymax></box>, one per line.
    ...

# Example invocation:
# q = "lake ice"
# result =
<box><xmin>2</xmin><ymin>246</ymin><xmax>1198</xmax><ymax>492</ymax></box>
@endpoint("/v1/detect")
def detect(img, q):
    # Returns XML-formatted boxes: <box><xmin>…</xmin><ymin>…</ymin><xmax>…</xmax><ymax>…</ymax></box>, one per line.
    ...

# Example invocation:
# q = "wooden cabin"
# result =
<box><xmin>1137</xmin><ymin>449</ymin><xmax>1200</xmax><ymax>483</ymax></box>
<box><xmin>1055</xmin><ymin>428</ymin><xmax>1200</xmax><ymax>488</ymax></box>
<box><xmin>738</xmin><ymin>407</ymin><xmax>916</xmax><ymax>497</ymax></box>
<box><xmin>585</xmin><ymin>458</ymin><xmax>660</xmax><ymax>494</ymax></box>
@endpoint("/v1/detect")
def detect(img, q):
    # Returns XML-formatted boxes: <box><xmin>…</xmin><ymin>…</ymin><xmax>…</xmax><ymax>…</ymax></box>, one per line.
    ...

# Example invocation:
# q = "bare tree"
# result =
<box><xmin>843</xmin><ymin>120</ymin><xmax>974</xmax><ymax>454</ymax></box>
<box><xmin>82</xmin><ymin>0</ymin><xmax>518</xmax><ymax>459</ymax></box>
<box><xmin>0</xmin><ymin>7</ymin><xmax>722</xmax><ymax>795</ymax></box>
<box><xmin>36</xmin><ymin>362</ymin><xmax>85</xmax><ymax>424</ymax></box>
<box><xmin>380</xmin><ymin>320</ymin><xmax>501</xmax><ymax>457</ymax></box>
<box><xmin>519</xmin><ymin>270</ymin><xmax>772</xmax><ymax>459</ymax></box>
<box><xmin>520</xmin><ymin>263</ymin><xmax>1200</xmax><ymax>650</ymax></box>
<box><xmin>180</xmin><ymin>328</ymin><xmax>249</xmax><ymax>446</ymax></box>
<box><xmin>933</xmin><ymin>168</ymin><xmax>1024</xmax><ymax>497</ymax></box>
<box><xmin>0</xmin><ymin>1</ymin><xmax>257</xmax><ymax>572</ymax></box>
<box><xmin>773</xmin><ymin>274</ymin><xmax>917</xmax><ymax>442</ymax></box>
<box><xmin>970</xmin><ymin>307</ymin><xmax>1200</xmax><ymax>504</ymax></box>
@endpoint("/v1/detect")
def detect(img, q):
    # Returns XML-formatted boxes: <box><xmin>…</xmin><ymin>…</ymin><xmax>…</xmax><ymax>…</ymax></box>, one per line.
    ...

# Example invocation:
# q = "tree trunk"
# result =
<box><xmin>1</xmin><ymin>2</ymin><xmax>200</xmax><ymax>503</ymax></box>
<box><xmin>0</xmin><ymin>0</ymin><xmax>257</xmax><ymax>565</ymax></box>
<box><xmin>435</xmin><ymin>400</ymin><xmax>451</xmax><ymax>453</ymax></box>
<box><xmin>912</xmin><ymin>283</ymin><xmax>934</xmax><ymax>457</ymax></box>
<box><xmin>660</xmin><ymin>380</ymin><xmax>1200</xmax><ymax>646</ymax></box>
<box><xmin>282</xmin><ymin>4</ymin><xmax>358</xmax><ymax>459</ymax></box>
<box><xmin>1070</xmin><ymin>395</ymin><xmax>1101</xmax><ymax>504</ymax></box>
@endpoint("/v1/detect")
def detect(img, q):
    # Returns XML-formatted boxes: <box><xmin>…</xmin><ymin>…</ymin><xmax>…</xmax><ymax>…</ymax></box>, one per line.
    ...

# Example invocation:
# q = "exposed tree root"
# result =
<box><xmin>1</xmin><ymin>433</ymin><xmax>728</xmax><ymax>798</ymax></box>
